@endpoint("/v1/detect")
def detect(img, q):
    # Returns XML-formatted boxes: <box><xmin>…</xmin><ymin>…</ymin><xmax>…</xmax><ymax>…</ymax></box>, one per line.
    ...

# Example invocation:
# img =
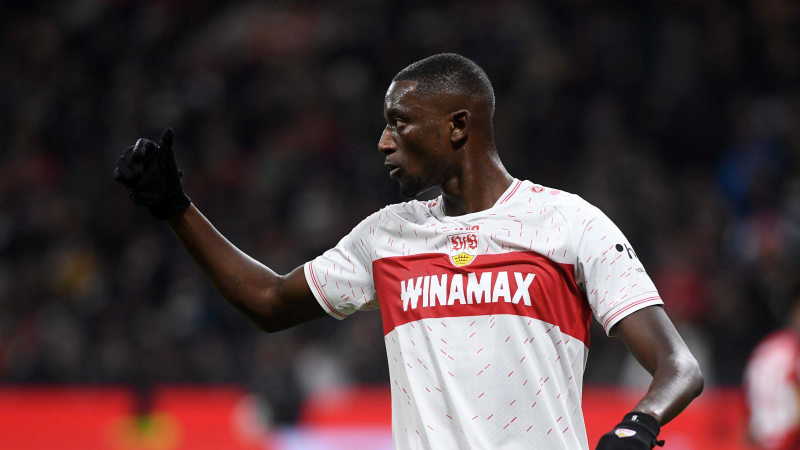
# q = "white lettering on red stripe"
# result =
<box><xmin>402</xmin><ymin>271</ymin><xmax>536</xmax><ymax>311</ymax></box>
<box><xmin>467</xmin><ymin>272</ymin><xmax>492</xmax><ymax>304</ymax></box>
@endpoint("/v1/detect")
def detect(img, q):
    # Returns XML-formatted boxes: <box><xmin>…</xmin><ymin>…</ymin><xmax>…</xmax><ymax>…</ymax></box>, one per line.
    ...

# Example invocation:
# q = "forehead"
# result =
<box><xmin>383</xmin><ymin>80</ymin><xmax>436</xmax><ymax>115</ymax></box>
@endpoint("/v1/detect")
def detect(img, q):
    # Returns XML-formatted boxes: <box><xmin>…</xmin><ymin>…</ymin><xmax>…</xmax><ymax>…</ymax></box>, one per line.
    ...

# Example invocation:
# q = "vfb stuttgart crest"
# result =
<box><xmin>448</xmin><ymin>232</ymin><xmax>479</xmax><ymax>267</ymax></box>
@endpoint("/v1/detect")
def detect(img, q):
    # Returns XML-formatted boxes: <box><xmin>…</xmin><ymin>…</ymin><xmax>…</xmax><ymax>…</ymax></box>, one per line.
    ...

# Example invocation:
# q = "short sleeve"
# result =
<box><xmin>304</xmin><ymin>211</ymin><xmax>380</xmax><ymax>319</ymax></box>
<box><xmin>573</xmin><ymin>206</ymin><xmax>663</xmax><ymax>335</ymax></box>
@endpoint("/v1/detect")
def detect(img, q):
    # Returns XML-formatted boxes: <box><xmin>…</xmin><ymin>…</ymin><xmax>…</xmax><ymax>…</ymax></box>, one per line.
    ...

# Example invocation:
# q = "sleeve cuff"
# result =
<box><xmin>304</xmin><ymin>261</ymin><xmax>348</xmax><ymax>320</ymax></box>
<box><xmin>602</xmin><ymin>294</ymin><xmax>663</xmax><ymax>335</ymax></box>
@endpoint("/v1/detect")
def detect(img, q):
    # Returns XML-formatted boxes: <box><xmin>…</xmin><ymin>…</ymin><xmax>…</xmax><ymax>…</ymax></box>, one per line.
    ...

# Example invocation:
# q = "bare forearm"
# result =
<box><xmin>114</xmin><ymin>131</ymin><xmax>321</xmax><ymax>331</ymax></box>
<box><xmin>633</xmin><ymin>355</ymin><xmax>704</xmax><ymax>425</ymax></box>
<box><xmin>166</xmin><ymin>204</ymin><xmax>282</xmax><ymax>327</ymax></box>
<box><xmin>615</xmin><ymin>307</ymin><xmax>705</xmax><ymax>426</ymax></box>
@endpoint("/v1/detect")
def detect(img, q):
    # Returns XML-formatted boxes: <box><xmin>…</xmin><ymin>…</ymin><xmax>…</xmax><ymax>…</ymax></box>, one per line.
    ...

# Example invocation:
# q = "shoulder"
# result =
<box><xmin>351</xmin><ymin>200</ymin><xmax>429</xmax><ymax>225</ymax></box>
<box><xmin>383</xmin><ymin>198</ymin><xmax>439</xmax><ymax>224</ymax></box>
<box><xmin>745</xmin><ymin>329</ymin><xmax>800</xmax><ymax>379</ymax></box>
<box><xmin>346</xmin><ymin>199</ymin><xmax>436</xmax><ymax>238</ymax></box>
<box><xmin>750</xmin><ymin>330</ymin><xmax>800</xmax><ymax>360</ymax></box>
<box><xmin>517</xmin><ymin>181</ymin><xmax>603</xmax><ymax>222</ymax></box>
<box><xmin>514</xmin><ymin>181</ymin><xmax>626</xmax><ymax>252</ymax></box>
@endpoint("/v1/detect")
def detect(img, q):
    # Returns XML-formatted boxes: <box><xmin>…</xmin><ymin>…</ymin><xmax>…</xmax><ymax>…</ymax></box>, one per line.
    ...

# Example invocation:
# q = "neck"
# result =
<box><xmin>440</xmin><ymin>149</ymin><xmax>514</xmax><ymax>216</ymax></box>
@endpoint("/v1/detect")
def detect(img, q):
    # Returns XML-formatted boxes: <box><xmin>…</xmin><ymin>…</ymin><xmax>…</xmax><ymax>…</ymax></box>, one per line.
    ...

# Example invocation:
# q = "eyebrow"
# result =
<box><xmin>385</xmin><ymin>105</ymin><xmax>411</xmax><ymax>119</ymax></box>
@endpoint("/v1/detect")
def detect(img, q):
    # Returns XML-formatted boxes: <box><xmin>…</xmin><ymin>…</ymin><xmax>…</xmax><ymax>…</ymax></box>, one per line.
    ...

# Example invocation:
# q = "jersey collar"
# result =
<box><xmin>429</xmin><ymin>178</ymin><xmax>522</xmax><ymax>221</ymax></box>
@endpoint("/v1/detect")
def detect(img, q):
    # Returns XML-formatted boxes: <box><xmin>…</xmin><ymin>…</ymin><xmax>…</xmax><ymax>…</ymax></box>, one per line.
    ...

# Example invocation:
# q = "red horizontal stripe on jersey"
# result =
<box><xmin>372</xmin><ymin>251</ymin><xmax>592</xmax><ymax>345</ymax></box>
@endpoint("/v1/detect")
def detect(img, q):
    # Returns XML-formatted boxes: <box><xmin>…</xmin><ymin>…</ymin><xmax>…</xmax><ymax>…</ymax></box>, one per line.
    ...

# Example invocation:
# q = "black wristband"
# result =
<box><xmin>144</xmin><ymin>189</ymin><xmax>192</xmax><ymax>220</ymax></box>
<box><xmin>596</xmin><ymin>411</ymin><xmax>664</xmax><ymax>449</ymax></box>
<box><xmin>621</xmin><ymin>412</ymin><xmax>661</xmax><ymax>441</ymax></box>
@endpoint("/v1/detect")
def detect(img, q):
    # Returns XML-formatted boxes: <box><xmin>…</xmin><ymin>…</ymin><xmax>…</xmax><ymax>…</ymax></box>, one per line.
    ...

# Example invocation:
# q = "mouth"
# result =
<box><xmin>385</xmin><ymin>162</ymin><xmax>401</xmax><ymax>178</ymax></box>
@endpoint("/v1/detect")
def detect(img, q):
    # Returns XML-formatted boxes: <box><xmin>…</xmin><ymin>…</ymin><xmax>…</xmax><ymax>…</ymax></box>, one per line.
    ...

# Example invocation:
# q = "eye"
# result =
<box><xmin>385</xmin><ymin>112</ymin><xmax>408</xmax><ymax>130</ymax></box>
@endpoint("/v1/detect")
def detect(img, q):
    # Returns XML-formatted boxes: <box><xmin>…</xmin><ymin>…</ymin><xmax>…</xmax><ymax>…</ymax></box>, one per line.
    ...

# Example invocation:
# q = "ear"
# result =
<box><xmin>449</xmin><ymin>109</ymin><xmax>470</xmax><ymax>147</ymax></box>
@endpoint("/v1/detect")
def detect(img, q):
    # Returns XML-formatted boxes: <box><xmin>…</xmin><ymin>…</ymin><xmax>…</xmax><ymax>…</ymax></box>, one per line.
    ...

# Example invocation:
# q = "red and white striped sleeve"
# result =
<box><xmin>304</xmin><ymin>211</ymin><xmax>380</xmax><ymax>320</ymax></box>
<box><xmin>574</xmin><ymin>205</ymin><xmax>663</xmax><ymax>335</ymax></box>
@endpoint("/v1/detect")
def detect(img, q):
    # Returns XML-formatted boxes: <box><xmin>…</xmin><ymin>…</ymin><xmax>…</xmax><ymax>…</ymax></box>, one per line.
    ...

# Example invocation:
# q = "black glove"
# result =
<box><xmin>596</xmin><ymin>412</ymin><xmax>664</xmax><ymax>449</ymax></box>
<box><xmin>113</xmin><ymin>128</ymin><xmax>191</xmax><ymax>219</ymax></box>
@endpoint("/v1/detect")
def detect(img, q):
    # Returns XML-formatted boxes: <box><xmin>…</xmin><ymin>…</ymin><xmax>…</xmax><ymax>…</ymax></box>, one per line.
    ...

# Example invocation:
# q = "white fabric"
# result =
<box><xmin>744</xmin><ymin>330</ymin><xmax>800</xmax><ymax>449</ymax></box>
<box><xmin>305</xmin><ymin>179</ymin><xmax>663</xmax><ymax>449</ymax></box>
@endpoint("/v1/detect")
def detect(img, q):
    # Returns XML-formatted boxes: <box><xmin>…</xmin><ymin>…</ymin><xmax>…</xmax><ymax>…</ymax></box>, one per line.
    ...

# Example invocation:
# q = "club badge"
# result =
<box><xmin>448</xmin><ymin>232</ymin><xmax>479</xmax><ymax>267</ymax></box>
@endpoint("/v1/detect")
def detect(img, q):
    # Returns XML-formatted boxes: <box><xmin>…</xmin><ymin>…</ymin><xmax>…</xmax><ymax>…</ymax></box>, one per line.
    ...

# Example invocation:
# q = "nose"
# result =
<box><xmin>378</xmin><ymin>126</ymin><xmax>396</xmax><ymax>155</ymax></box>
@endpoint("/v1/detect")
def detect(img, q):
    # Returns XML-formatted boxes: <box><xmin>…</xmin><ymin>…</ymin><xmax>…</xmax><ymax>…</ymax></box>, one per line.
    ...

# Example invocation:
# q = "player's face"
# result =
<box><xmin>379</xmin><ymin>81</ymin><xmax>456</xmax><ymax>199</ymax></box>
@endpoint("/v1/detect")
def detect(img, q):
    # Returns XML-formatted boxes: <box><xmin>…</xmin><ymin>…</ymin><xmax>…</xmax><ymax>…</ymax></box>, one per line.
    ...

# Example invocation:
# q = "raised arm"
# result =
<box><xmin>596</xmin><ymin>305</ymin><xmax>703</xmax><ymax>449</ymax></box>
<box><xmin>166</xmin><ymin>205</ymin><xmax>325</xmax><ymax>331</ymax></box>
<box><xmin>113</xmin><ymin>129</ymin><xmax>324</xmax><ymax>332</ymax></box>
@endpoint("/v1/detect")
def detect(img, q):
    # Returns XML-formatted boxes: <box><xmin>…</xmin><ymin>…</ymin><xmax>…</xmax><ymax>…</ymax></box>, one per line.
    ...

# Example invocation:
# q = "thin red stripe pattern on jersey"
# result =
<box><xmin>308</xmin><ymin>261</ymin><xmax>346</xmax><ymax>318</ymax></box>
<box><xmin>602</xmin><ymin>295</ymin><xmax>661</xmax><ymax>330</ymax></box>
<box><xmin>372</xmin><ymin>251</ymin><xmax>593</xmax><ymax>345</ymax></box>
<box><xmin>498</xmin><ymin>180</ymin><xmax>523</xmax><ymax>204</ymax></box>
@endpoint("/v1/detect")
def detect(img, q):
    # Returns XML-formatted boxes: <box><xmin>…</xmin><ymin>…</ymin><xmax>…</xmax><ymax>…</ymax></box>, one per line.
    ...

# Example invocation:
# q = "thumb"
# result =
<box><xmin>156</xmin><ymin>127</ymin><xmax>180</xmax><ymax>175</ymax></box>
<box><xmin>159</xmin><ymin>127</ymin><xmax>174</xmax><ymax>150</ymax></box>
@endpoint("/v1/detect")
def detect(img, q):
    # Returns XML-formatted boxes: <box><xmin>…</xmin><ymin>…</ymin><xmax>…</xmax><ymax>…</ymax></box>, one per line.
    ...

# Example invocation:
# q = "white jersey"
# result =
<box><xmin>744</xmin><ymin>330</ymin><xmax>800</xmax><ymax>449</ymax></box>
<box><xmin>304</xmin><ymin>179</ymin><xmax>663</xmax><ymax>449</ymax></box>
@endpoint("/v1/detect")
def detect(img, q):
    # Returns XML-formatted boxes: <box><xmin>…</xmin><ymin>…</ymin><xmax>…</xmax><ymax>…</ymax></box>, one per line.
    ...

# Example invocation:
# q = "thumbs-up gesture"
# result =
<box><xmin>113</xmin><ymin>128</ymin><xmax>191</xmax><ymax>219</ymax></box>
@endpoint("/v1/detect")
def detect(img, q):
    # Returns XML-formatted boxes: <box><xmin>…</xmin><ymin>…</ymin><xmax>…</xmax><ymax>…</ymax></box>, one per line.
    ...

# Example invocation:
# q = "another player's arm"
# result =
<box><xmin>167</xmin><ymin>205</ymin><xmax>325</xmax><ymax>332</ymax></box>
<box><xmin>113</xmin><ymin>129</ymin><xmax>325</xmax><ymax>332</ymax></box>
<box><xmin>613</xmin><ymin>305</ymin><xmax>704</xmax><ymax>424</ymax></box>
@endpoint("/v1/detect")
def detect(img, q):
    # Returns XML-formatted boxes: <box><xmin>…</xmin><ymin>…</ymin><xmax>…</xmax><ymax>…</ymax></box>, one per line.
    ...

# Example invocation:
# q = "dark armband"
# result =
<box><xmin>596</xmin><ymin>412</ymin><xmax>664</xmax><ymax>449</ymax></box>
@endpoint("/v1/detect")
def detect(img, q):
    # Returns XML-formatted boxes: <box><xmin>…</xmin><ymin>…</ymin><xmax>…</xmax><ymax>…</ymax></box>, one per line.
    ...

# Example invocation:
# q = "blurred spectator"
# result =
<box><xmin>743</xmin><ymin>287</ymin><xmax>800</xmax><ymax>450</ymax></box>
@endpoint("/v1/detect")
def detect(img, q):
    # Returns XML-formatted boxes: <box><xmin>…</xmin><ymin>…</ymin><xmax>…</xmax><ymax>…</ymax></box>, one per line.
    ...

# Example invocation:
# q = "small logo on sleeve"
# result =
<box><xmin>615</xmin><ymin>428</ymin><xmax>637</xmax><ymax>438</ymax></box>
<box><xmin>615</xmin><ymin>243</ymin><xmax>638</xmax><ymax>260</ymax></box>
<box><xmin>614</xmin><ymin>428</ymin><xmax>636</xmax><ymax>437</ymax></box>
<box><xmin>448</xmin><ymin>232</ymin><xmax>479</xmax><ymax>267</ymax></box>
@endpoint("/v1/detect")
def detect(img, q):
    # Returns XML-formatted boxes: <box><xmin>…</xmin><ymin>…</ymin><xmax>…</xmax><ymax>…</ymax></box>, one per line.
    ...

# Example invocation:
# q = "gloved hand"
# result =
<box><xmin>596</xmin><ymin>412</ymin><xmax>664</xmax><ymax>449</ymax></box>
<box><xmin>113</xmin><ymin>128</ymin><xmax>191</xmax><ymax>219</ymax></box>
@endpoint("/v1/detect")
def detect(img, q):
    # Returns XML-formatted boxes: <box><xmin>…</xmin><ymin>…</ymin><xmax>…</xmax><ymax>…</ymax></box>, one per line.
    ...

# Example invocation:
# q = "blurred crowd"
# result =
<box><xmin>1</xmin><ymin>0</ymin><xmax>799</xmax><ymax>422</ymax></box>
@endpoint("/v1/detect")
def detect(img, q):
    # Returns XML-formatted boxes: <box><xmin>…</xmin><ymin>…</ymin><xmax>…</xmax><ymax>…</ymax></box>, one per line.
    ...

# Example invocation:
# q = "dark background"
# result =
<box><xmin>2</xmin><ymin>0</ymin><xmax>798</xmax><ymax>423</ymax></box>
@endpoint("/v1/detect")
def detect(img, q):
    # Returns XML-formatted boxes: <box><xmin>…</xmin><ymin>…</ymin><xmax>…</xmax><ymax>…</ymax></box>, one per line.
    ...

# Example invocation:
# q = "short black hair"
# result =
<box><xmin>393</xmin><ymin>53</ymin><xmax>495</xmax><ymax>117</ymax></box>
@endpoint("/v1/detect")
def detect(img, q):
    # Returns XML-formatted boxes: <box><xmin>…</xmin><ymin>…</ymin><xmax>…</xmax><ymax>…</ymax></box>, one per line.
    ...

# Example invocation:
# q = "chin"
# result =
<box><xmin>398</xmin><ymin>184</ymin><xmax>419</xmax><ymax>200</ymax></box>
<box><xmin>398</xmin><ymin>177</ymin><xmax>434</xmax><ymax>200</ymax></box>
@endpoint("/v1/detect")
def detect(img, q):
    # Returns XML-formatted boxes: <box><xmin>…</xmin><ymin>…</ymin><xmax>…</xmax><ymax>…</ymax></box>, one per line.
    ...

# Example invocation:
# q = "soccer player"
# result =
<box><xmin>744</xmin><ymin>288</ymin><xmax>800</xmax><ymax>449</ymax></box>
<box><xmin>114</xmin><ymin>53</ymin><xmax>703</xmax><ymax>449</ymax></box>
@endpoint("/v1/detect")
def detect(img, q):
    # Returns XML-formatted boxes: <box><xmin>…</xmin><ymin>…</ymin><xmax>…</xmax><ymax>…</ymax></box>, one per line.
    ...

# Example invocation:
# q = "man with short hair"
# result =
<box><xmin>114</xmin><ymin>53</ymin><xmax>703</xmax><ymax>449</ymax></box>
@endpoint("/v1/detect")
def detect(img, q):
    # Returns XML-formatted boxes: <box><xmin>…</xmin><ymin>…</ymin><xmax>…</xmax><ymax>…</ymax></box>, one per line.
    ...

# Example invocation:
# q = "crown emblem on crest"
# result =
<box><xmin>448</xmin><ymin>232</ymin><xmax>479</xmax><ymax>267</ymax></box>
